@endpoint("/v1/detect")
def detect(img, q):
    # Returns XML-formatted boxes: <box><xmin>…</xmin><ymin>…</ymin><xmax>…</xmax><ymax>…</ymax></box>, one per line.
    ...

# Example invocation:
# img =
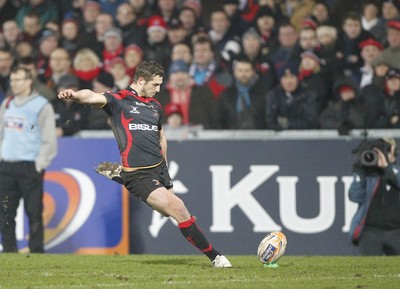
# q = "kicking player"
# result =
<box><xmin>58</xmin><ymin>60</ymin><xmax>232</xmax><ymax>268</ymax></box>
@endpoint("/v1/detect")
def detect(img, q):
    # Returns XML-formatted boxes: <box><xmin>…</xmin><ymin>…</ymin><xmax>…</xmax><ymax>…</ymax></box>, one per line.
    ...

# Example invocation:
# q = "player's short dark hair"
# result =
<box><xmin>134</xmin><ymin>60</ymin><xmax>164</xmax><ymax>82</ymax></box>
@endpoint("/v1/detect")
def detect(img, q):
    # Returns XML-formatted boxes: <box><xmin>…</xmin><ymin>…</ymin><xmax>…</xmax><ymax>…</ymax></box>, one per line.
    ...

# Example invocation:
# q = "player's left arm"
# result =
<box><xmin>160</xmin><ymin>127</ymin><xmax>167</xmax><ymax>163</ymax></box>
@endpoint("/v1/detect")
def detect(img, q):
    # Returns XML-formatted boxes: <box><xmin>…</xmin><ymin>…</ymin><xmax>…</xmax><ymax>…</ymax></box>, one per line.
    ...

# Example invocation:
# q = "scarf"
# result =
<box><xmin>297</xmin><ymin>68</ymin><xmax>314</xmax><ymax>81</ymax></box>
<box><xmin>74</xmin><ymin>66</ymin><xmax>101</xmax><ymax>81</ymax></box>
<box><xmin>235</xmin><ymin>77</ymin><xmax>257</xmax><ymax>113</ymax></box>
<box><xmin>189</xmin><ymin>60</ymin><xmax>216</xmax><ymax>85</ymax></box>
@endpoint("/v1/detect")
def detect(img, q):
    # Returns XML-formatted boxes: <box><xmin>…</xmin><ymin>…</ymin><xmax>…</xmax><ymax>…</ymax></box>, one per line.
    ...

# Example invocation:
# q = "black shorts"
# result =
<box><xmin>121</xmin><ymin>160</ymin><xmax>173</xmax><ymax>203</ymax></box>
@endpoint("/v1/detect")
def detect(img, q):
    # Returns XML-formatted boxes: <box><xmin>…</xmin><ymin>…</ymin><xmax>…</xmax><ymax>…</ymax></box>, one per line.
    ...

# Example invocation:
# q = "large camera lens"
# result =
<box><xmin>360</xmin><ymin>150</ymin><xmax>378</xmax><ymax>166</ymax></box>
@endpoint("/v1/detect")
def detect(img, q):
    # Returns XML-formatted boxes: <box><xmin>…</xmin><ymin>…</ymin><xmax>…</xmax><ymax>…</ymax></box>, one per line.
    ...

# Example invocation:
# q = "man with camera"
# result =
<box><xmin>349</xmin><ymin>137</ymin><xmax>400</xmax><ymax>255</ymax></box>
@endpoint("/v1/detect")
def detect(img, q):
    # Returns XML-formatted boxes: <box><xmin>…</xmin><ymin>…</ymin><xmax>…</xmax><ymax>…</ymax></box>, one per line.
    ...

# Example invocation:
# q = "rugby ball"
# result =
<box><xmin>257</xmin><ymin>231</ymin><xmax>287</xmax><ymax>264</ymax></box>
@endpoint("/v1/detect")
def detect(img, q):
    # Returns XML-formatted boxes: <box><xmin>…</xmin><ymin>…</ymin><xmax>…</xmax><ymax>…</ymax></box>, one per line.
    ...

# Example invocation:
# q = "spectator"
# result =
<box><xmin>60</xmin><ymin>18</ymin><xmax>84</xmax><ymax>56</ymax></box>
<box><xmin>15</xmin><ymin>0</ymin><xmax>58</xmax><ymax>28</ymax></box>
<box><xmin>272</xmin><ymin>22</ymin><xmax>298</xmax><ymax>73</ymax></box>
<box><xmin>349</xmin><ymin>137</ymin><xmax>400</xmax><ymax>256</ymax></box>
<box><xmin>254</xmin><ymin>5</ymin><xmax>279</xmax><ymax>56</ymax></box>
<box><xmin>128</xmin><ymin>0</ymin><xmax>153</xmax><ymax>20</ymax></box>
<box><xmin>167</xmin><ymin>18</ymin><xmax>189</xmax><ymax>46</ymax></box>
<box><xmin>48</xmin><ymin>47</ymin><xmax>72</xmax><ymax>90</ymax></box>
<box><xmin>22</xmin><ymin>12</ymin><xmax>42</xmax><ymax>43</ymax></box>
<box><xmin>297</xmin><ymin>50</ymin><xmax>330</xmax><ymax>112</ymax></box>
<box><xmin>163</xmin><ymin>102</ymin><xmax>184</xmax><ymax>129</ymax></box>
<box><xmin>215</xmin><ymin>57</ymin><xmax>266</xmax><ymax>129</ymax></box>
<box><xmin>338</xmin><ymin>12</ymin><xmax>371</xmax><ymax>77</ymax></box>
<box><xmin>155</xmin><ymin>0</ymin><xmax>179</xmax><ymax>23</ymax></box>
<box><xmin>103</xmin><ymin>28</ymin><xmax>125</xmax><ymax>73</ymax></box>
<box><xmin>14</xmin><ymin>34</ymin><xmax>35</xmax><ymax>60</ymax></box>
<box><xmin>356</xmin><ymin>38</ymin><xmax>384</xmax><ymax>89</ymax></box>
<box><xmin>52</xmin><ymin>73</ymin><xmax>90</xmax><ymax>137</ymax></box>
<box><xmin>189</xmin><ymin>36</ymin><xmax>232</xmax><ymax>98</ymax></box>
<box><xmin>0</xmin><ymin>0</ymin><xmax>18</xmax><ymax>28</ymax></box>
<box><xmin>178</xmin><ymin>7</ymin><xmax>201</xmax><ymax>39</ymax></box>
<box><xmin>278</xmin><ymin>0</ymin><xmax>315</xmax><ymax>32</ymax></box>
<box><xmin>0</xmin><ymin>66</ymin><xmax>57</xmax><ymax>253</ymax></box>
<box><xmin>361</xmin><ymin>1</ymin><xmax>384</xmax><ymax>43</ymax></box>
<box><xmin>379</xmin><ymin>68</ymin><xmax>400</xmax><ymax>128</ymax></box>
<box><xmin>86</xmin><ymin>71</ymin><xmax>115</xmax><ymax>130</ymax></box>
<box><xmin>156</xmin><ymin>60</ymin><xmax>215</xmax><ymax>128</ymax></box>
<box><xmin>289</xmin><ymin>26</ymin><xmax>320</xmax><ymax>68</ymax></box>
<box><xmin>79</xmin><ymin>0</ymin><xmax>102</xmax><ymax>40</ymax></box>
<box><xmin>115</xmin><ymin>2</ymin><xmax>147</xmax><ymax>47</ymax></box>
<box><xmin>222</xmin><ymin>0</ymin><xmax>249</xmax><ymax>36</ymax></box>
<box><xmin>124</xmin><ymin>44</ymin><xmax>144</xmax><ymax>78</ymax></box>
<box><xmin>73</xmin><ymin>48</ymin><xmax>102</xmax><ymax>89</ymax></box>
<box><xmin>170</xmin><ymin>42</ymin><xmax>192</xmax><ymax>64</ymax></box>
<box><xmin>82</xmin><ymin>12</ymin><xmax>114</xmax><ymax>59</ymax></box>
<box><xmin>17</xmin><ymin>56</ymin><xmax>56</xmax><ymax>101</ymax></box>
<box><xmin>144</xmin><ymin>15</ymin><xmax>171</xmax><ymax>69</ymax></box>
<box><xmin>36</xmin><ymin>29</ymin><xmax>59</xmax><ymax>83</ymax></box>
<box><xmin>0</xmin><ymin>48</ymin><xmax>14</xmax><ymax>101</ymax></box>
<box><xmin>319</xmin><ymin>77</ymin><xmax>365</xmax><ymax>133</ymax></box>
<box><xmin>239</xmin><ymin>27</ymin><xmax>277</xmax><ymax>91</ymax></box>
<box><xmin>2</xmin><ymin>20</ymin><xmax>21</xmax><ymax>54</ymax></box>
<box><xmin>311</xmin><ymin>0</ymin><xmax>332</xmax><ymax>26</ymax></box>
<box><xmin>109</xmin><ymin>57</ymin><xmax>131</xmax><ymax>90</ymax></box>
<box><xmin>370</xmin><ymin>0</ymin><xmax>400</xmax><ymax>44</ymax></box>
<box><xmin>316</xmin><ymin>25</ymin><xmax>342</xmax><ymax>77</ymax></box>
<box><xmin>359</xmin><ymin>59</ymin><xmax>390</xmax><ymax>128</ymax></box>
<box><xmin>382</xmin><ymin>20</ymin><xmax>400</xmax><ymax>69</ymax></box>
<box><xmin>265</xmin><ymin>63</ymin><xmax>319</xmax><ymax>130</ymax></box>
<box><xmin>208</xmin><ymin>9</ymin><xmax>241</xmax><ymax>63</ymax></box>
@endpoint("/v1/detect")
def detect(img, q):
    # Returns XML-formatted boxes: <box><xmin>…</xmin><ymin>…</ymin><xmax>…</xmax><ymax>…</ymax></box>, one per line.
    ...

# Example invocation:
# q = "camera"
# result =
<box><xmin>356</xmin><ymin>139</ymin><xmax>391</xmax><ymax>167</ymax></box>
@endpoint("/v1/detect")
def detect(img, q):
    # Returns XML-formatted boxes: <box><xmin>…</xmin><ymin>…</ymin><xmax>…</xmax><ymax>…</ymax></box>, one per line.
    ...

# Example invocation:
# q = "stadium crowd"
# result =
<box><xmin>1</xmin><ymin>0</ymin><xmax>400</xmax><ymax>134</ymax></box>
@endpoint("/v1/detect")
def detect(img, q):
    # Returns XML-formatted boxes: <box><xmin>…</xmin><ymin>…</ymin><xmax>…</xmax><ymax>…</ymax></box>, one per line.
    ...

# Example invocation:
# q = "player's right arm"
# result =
<box><xmin>58</xmin><ymin>89</ymin><xmax>107</xmax><ymax>108</ymax></box>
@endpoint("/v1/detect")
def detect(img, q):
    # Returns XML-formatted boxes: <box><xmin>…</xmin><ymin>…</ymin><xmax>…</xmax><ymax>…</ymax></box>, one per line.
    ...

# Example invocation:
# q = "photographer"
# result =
<box><xmin>349</xmin><ymin>137</ymin><xmax>400</xmax><ymax>255</ymax></box>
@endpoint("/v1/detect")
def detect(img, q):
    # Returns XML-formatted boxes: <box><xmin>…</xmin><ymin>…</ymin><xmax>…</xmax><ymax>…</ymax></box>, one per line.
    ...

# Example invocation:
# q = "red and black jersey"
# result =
<box><xmin>103</xmin><ymin>87</ymin><xmax>164</xmax><ymax>169</ymax></box>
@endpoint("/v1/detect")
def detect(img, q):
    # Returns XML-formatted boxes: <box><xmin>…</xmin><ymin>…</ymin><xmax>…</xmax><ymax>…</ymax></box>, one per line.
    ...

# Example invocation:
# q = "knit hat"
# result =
<box><xmin>104</xmin><ymin>27</ymin><xmax>123</xmax><ymax>41</ymax></box>
<box><xmin>387</xmin><ymin>20</ymin><xmax>400</xmax><ymax>30</ymax></box>
<box><xmin>58</xmin><ymin>74</ymin><xmax>79</xmax><ymax>89</ymax></box>
<box><xmin>183</xmin><ymin>0</ymin><xmax>202</xmax><ymax>18</ymax></box>
<box><xmin>96</xmin><ymin>72</ymin><xmax>114</xmax><ymax>88</ymax></box>
<box><xmin>38</xmin><ymin>29</ymin><xmax>58</xmax><ymax>44</ymax></box>
<box><xmin>109</xmin><ymin>57</ymin><xmax>127</xmax><ymax>69</ymax></box>
<box><xmin>256</xmin><ymin>5</ymin><xmax>275</xmax><ymax>19</ymax></box>
<box><xmin>302</xmin><ymin>17</ymin><xmax>318</xmax><ymax>30</ymax></box>
<box><xmin>169</xmin><ymin>60</ymin><xmax>189</xmax><ymax>74</ymax></box>
<box><xmin>124</xmin><ymin>44</ymin><xmax>143</xmax><ymax>57</ymax></box>
<box><xmin>168</xmin><ymin>18</ymin><xmax>184</xmax><ymax>30</ymax></box>
<box><xmin>242</xmin><ymin>27</ymin><xmax>261</xmax><ymax>42</ymax></box>
<box><xmin>147</xmin><ymin>15</ymin><xmax>167</xmax><ymax>34</ymax></box>
<box><xmin>338</xmin><ymin>85</ymin><xmax>354</xmax><ymax>94</ymax></box>
<box><xmin>165</xmin><ymin>103</ymin><xmax>183</xmax><ymax>117</ymax></box>
<box><xmin>277</xmin><ymin>62</ymin><xmax>298</xmax><ymax>79</ymax></box>
<box><xmin>300</xmin><ymin>51</ymin><xmax>321</xmax><ymax>63</ymax></box>
<box><xmin>386</xmin><ymin>67</ymin><xmax>400</xmax><ymax>79</ymax></box>
<box><xmin>358</xmin><ymin>38</ymin><xmax>384</xmax><ymax>50</ymax></box>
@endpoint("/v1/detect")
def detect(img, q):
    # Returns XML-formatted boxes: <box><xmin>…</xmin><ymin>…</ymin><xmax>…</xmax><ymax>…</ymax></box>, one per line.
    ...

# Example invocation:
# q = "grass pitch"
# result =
<box><xmin>0</xmin><ymin>254</ymin><xmax>399</xmax><ymax>289</ymax></box>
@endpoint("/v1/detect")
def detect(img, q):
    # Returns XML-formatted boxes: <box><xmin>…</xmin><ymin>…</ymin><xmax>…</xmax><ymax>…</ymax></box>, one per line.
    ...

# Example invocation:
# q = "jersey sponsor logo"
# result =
<box><xmin>135</xmin><ymin>101</ymin><xmax>147</xmax><ymax>107</ymax></box>
<box><xmin>129</xmin><ymin>106</ymin><xmax>140</xmax><ymax>114</ymax></box>
<box><xmin>128</xmin><ymin>123</ymin><xmax>159</xmax><ymax>131</ymax></box>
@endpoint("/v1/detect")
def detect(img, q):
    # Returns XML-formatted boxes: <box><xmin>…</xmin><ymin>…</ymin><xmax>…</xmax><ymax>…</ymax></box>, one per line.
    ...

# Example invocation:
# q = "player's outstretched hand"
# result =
<box><xmin>58</xmin><ymin>89</ymin><xmax>77</xmax><ymax>100</ymax></box>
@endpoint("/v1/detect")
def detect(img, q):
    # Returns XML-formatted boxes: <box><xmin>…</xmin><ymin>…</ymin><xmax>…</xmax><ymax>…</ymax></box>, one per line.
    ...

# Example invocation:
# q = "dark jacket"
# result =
<box><xmin>156</xmin><ymin>84</ymin><xmax>215</xmax><ymax>129</ymax></box>
<box><xmin>319</xmin><ymin>77</ymin><xmax>365</xmax><ymax>130</ymax></box>
<box><xmin>215</xmin><ymin>78</ymin><xmax>267</xmax><ymax>129</ymax></box>
<box><xmin>265</xmin><ymin>85</ymin><xmax>319</xmax><ymax>130</ymax></box>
